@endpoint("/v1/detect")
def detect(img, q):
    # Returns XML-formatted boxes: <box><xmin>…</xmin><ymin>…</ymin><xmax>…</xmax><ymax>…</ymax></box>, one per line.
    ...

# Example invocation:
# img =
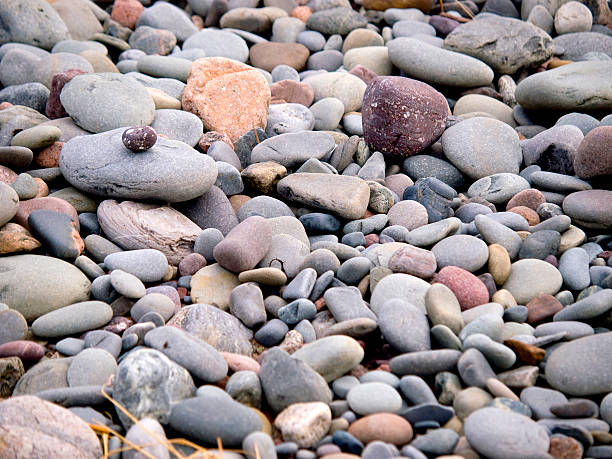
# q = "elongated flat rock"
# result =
<box><xmin>388</xmin><ymin>37</ymin><xmax>494</xmax><ymax>88</ymax></box>
<box><xmin>277</xmin><ymin>173</ymin><xmax>370</xmax><ymax>220</ymax></box>
<box><xmin>515</xmin><ymin>61</ymin><xmax>612</xmax><ymax>111</ymax></box>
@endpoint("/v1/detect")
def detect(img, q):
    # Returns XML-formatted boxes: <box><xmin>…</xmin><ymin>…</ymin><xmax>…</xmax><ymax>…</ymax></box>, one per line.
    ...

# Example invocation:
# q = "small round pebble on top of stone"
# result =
<box><xmin>122</xmin><ymin>126</ymin><xmax>158</xmax><ymax>152</ymax></box>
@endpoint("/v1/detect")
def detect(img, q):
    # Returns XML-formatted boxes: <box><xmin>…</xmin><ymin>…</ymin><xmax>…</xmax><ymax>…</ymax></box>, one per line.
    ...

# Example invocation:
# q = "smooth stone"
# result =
<box><xmin>347</xmin><ymin>382</ymin><xmax>403</xmax><ymax>415</ymax></box>
<box><xmin>60</xmin><ymin>128</ymin><xmax>217</xmax><ymax>203</ymax></box>
<box><xmin>277</xmin><ymin>173</ymin><xmax>370</xmax><ymax>220</ymax></box>
<box><xmin>302</xmin><ymin>72</ymin><xmax>366</xmax><ymax>112</ymax></box>
<box><xmin>259</xmin><ymin>347</ymin><xmax>332</xmax><ymax>412</ymax></box>
<box><xmin>67</xmin><ymin>348</ymin><xmax>117</xmax><ymax>387</ymax></box>
<box><xmin>468</xmin><ymin>173</ymin><xmax>530</xmax><ymax>204</ymax></box>
<box><xmin>0</xmin><ymin>255</ymin><xmax>91</xmax><ymax>321</ymax></box>
<box><xmin>563</xmin><ymin>190</ymin><xmax>612</xmax><ymax>230</ymax></box>
<box><xmin>464</xmin><ymin>407</ymin><xmax>550</xmax><ymax>459</ymax></box>
<box><xmin>503</xmin><ymin>259</ymin><xmax>564</xmax><ymax>304</ymax></box>
<box><xmin>378</xmin><ymin>298</ymin><xmax>431</xmax><ymax>352</ymax></box>
<box><xmin>109</xmin><ymin>269</ymin><xmax>146</xmax><ymax>299</ymax></box>
<box><xmin>32</xmin><ymin>301</ymin><xmax>113</xmax><ymax>338</ymax></box>
<box><xmin>432</xmin><ymin>235</ymin><xmax>488</xmax><ymax>273</ymax></box>
<box><xmin>124</xmin><ymin>418</ymin><xmax>170</xmax><ymax>459</ymax></box>
<box><xmin>251</xmin><ymin>132</ymin><xmax>334</xmax><ymax>167</ymax></box>
<box><xmin>443</xmin><ymin>14</ymin><xmax>554</xmax><ymax>74</ymax></box>
<box><xmin>441</xmin><ymin>117</ymin><xmax>521</xmax><ymax>180</ymax></box>
<box><xmin>293</xmin><ymin>335</ymin><xmax>364</xmax><ymax>382</ymax></box>
<box><xmin>515</xmin><ymin>61</ymin><xmax>612</xmax><ymax>110</ymax></box>
<box><xmin>104</xmin><ymin>249</ymin><xmax>168</xmax><ymax>283</ymax></box>
<box><xmin>553</xmin><ymin>289</ymin><xmax>612</xmax><ymax>321</ymax></box>
<box><xmin>370</xmin><ymin>273</ymin><xmax>430</xmax><ymax>314</ymax></box>
<box><xmin>389</xmin><ymin>350</ymin><xmax>461</xmax><ymax>376</ymax></box>
<box><xmin>151</xmin><ymin>109</ymin><xmax>203</xmax><ymax>147</ymax></box>
<box><xmin>475</xmin><ymin>215</ymin><xmax>523</xmax><ymax>259</ymax></box>
<box><xmin>388</xmin><ymin>37</ymin><xmax>493</xmax><ymax>87</ymax></box>
<box><xmin>546</xmin><ymin>332</ymin><xmax>612</xmax><ymax>396</ymax></box>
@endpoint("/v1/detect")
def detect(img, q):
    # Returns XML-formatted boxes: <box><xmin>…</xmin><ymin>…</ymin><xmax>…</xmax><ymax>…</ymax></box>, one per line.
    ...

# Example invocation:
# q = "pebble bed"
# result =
<box><xmin>0</xmin><ymin>0</ymin><xmax>611</xmax><ymax>458</ymax></box>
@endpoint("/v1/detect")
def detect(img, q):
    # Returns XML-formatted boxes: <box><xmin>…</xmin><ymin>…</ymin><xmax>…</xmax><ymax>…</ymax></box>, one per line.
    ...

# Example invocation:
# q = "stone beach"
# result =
<box><xmin>0</xmin><ymin>0</ymin><xmax>611</xmax><ymax>458</ymax></box>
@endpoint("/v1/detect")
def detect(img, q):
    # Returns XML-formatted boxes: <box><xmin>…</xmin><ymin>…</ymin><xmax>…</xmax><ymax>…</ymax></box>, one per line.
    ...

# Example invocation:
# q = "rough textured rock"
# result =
<box><xmin>182</xmin><ymin>57</ymin><xmax>271</xmax><ymax>142</ymax></box>
<box><xmin>443</xmin><ymin>14</ymin><xmax>554</xmax><ymax>74</ymax></box>
<box><xmin>97</xmin><ymin>200</ymin><xmax>201</xmax><ymax>265</ymax></box>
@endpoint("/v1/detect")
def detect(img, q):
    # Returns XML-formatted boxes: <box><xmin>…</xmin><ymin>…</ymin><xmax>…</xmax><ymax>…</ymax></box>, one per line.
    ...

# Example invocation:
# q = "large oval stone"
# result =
<box><xmin>515</xmin><ymin>61</ymin><xmax>612</xmax><ymax>111</ymax></box>
<box><xmin>0</xmin><ymin>254</ymin><xmax>91</xmax><ymax>321</ymax></box>
<box><xmin>213</xmin><ymin>216</ymin><xmax>271</xmax><ymax>273</ymax></box>
<box><xmin>545</xmin><ymin>332</ymin><xmax>612</xmax><ymax>396</ymax></box>
<box><xmin>292</xmin><ymin>335</ymin><xmax>364</xmax><ymax>382</ymax></box>
<box><xmin>60</xmin><ymin>73</ymin><xmax>155</xmax><ymax>133</ymax></box>
<box><xmin>563</xmin><ymin>190</ymin><xmax>612</xmax><ymax>231</ymax></box>
<box><xmin>362</xmin><ymin>76</ymin><xmax>449</xmax><ymax>158</ymax></box>
<box><xmin>502</xmin><ymin>259</ymin><xmax>563</xmax><ymax>305</ymax></box>
<box><xmin>0</xmin><ymin>395</ymin><xmax>102</xmax><ymax>458</ymax></box>
<box><xmin>59</xmin><ymin>128</ymin><xmax>217</xmax><ymax>202</ymax></box>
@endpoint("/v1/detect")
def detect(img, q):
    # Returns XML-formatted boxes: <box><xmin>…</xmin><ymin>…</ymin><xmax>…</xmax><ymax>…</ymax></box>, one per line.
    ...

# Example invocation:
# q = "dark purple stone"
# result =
<box><xmin>122</xmin><ymin>126</ymin><xmax>158</xmax><ymax>152</ymax></box>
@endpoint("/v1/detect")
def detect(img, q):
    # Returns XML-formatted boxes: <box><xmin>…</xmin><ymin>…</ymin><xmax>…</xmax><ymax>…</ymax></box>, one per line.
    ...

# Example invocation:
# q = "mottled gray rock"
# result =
<box><xmin>443</xmin><ymin>14</ymin><xmax>554</xmax><ymax>74</ymax></box>
<box><xmin>251</xmin><ymin>131</ymin><xmax>334</xmax><ymax>167</ymax></box>
<box><xmin>183</xmin><ymin>29</ymin><xmax>249</xmax><ymax>63</ymax></box>
<box><xmin>113</xmin><ymin>348</ymin><xmax>195</xmax><ymax>428</ymax></box>
<box><xmin>136</xmin><ymin>1</ymin><xmax>198</xmax><ymax>42</ymax></box>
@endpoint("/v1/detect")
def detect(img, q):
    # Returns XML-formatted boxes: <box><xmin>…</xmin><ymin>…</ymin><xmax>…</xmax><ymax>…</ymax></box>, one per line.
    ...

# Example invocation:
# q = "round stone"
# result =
<box><xmin>122</xmin><ymin>126</ymin><xmax>158</xmax><ymax>152</ymax></box>
<box><xmin>502</xmin><ymin>259</ymin><xmax>563</xmax><ymax>305</ymax></box>
<box><xmin>432</xmin><ymin>235</ymin><xmax>488</xmax><ymax>273</ymax></box>
<box><xmin>67</xmin><ymin>348</ymin><xmax>117</xmax><ymax>387</ymax></box>
<box><xmin>347</xmin><ymin>382</ymin><xmax>403</xmax><ymax>415</ymax></box>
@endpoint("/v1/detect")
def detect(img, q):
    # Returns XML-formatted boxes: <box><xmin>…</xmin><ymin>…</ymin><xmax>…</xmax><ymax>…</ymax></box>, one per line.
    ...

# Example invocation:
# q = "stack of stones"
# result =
<box><xmin>0</xmin><ymin>0</ymin><xmax>611</xmax><ymax>458</ymax></box>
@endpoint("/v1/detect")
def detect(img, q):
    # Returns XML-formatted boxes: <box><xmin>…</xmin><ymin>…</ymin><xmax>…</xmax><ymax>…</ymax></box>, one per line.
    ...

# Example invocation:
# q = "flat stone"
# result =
<box><xmin>563</xmin><ymin>190</ymin><xmax>612</xmax><ymax>230</ymax></box>
<box><xmin>104</xmin><ymin>249</ymin><xmax>168</xmax><ymax>283</ymax></box>
<box><xmin>515</xmin><ymin>61</ymin><xmax>612</xmax><ymax>111</ymax></box>
<box><xmin>503</xmin><ymin>259</ymin><xmax>564</xmax><ymax>304</ymax></box>
<box><xmin>293</xmin><ymin>335</ymin><xmax>364</xmax><ymax>382</ymax></box>
<box><xmin>388</xmin><ymin>37</ymin><xmax>493</xmax><ymax>87</ymax></box>
<box><xmin>251</xmin><ymin>132</ymin><xmax>335</xmax><ymax>167</ymax></box>
<box><xmin>60</xmin><ymin>128</ymin><xmax>217</xmax><ymax>203</ymax></box>
<box><xmin>347</xmin><ymin>382</ymin><xmax>403</xmax><ymax>415</ymax></box>
<box><xmin>32</xmin><ymin>301</ymin><xmax>113</xmax><ymax>338</ymax></box>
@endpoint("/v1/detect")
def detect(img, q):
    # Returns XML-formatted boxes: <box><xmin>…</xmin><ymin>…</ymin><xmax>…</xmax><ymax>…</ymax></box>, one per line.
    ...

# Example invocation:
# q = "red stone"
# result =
<box><xmin>349</xmin><ymin>64</ymin><xmax>379</xmax><ymax>84</ymax></box>
<box><xmin>111</xmin><ymin>0</ymin><xmax>145</xmax><ymax>29</ymax></box>
<box><xmin>249</xmin><ymin>42</ymin><xmax>310</xmax><ymax>72</ymax></box>
<box><xmin>221</xmin><ymin>351</ymin><xmax>261</xmax><ymax>373</ymax></box>
<box><xmin>434</xmin><ymin>266</ymin><xmax>489</xmax><ymax>310</ymax></box>
<box><xmin>574</xmin><ymin>126</ymin><xmax>612</xmax><ymax>179</ymax></box>
<box><xmin>506</xmin><ymin>188</ymin><xmax>546</xmax><ymax>211</ymax></box>
<box><xmin>364</xmin><ymin>233</ymin><xmax>379</xmax><ymax>247</ymax></box>
<box><xmin>526</xmin><ymin>294</ymin><xmax>563</xmax><ymax>323</ymax></box>
<box><xmin>0</xmin><ymin>341</ymin><xmax>45</xmax><ymax>360</ymax></box>
<box><xmin>0</xmin><ymin>165</ymin><xmax>17</xmax><ymax>184</ymax></box>
<box><xmin>14</xmin><ymin>197</ymin><xmax>79</xmax><ymax>231</ymax></box>
<box><xmin>508</xmin><ymin>206</ymin><xmax>540</xmax><ymax>226</ymax></box>
<box><xmin>199</xmin><ymin>131</ymin><xmax>234</xmax><ymax>152</ymax></box>
<box><xmin>548</xmin><ymin>436</ymin><xmax>582</xmax><ymax>459</ymax></box>
<box><xmin>362</xmin><ymin>76</ymin><xmax>450</xmax><ymax>158</ymax></box>
<box><xmin>270</xmin><ymin>80</ymin><xmax>314</xmax><ymax>107</ymax></box>
<box><xmin>35</xmin><ymin>141</ymin><xmax>64</xmax><ymax>168</ymax></box>
<box><xmin>290</xmin><ymin>6</ymin><xmax>312</xmax><ymax>21</ymax></box>
<box><xmin>387</xmin><ymin>244</ymin><xmax>436</xmax><ymax>278</ymax></box>
<box><xmin>179</xmin><ymin>253</ymin><xmax>207</xmax><ymax>277</ymax></box>
<box><xmin>46</xmin><ymin>69</ymin><xmax>89</xmax><ymax>119</ymax></box>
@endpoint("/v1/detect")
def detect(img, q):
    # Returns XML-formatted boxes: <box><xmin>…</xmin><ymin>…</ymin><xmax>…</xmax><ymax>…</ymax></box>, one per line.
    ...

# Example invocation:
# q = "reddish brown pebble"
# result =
<box><xmin>549</xmin><ymin>436</ymin><xmax>583</xmax><ymax>459</ymax></box>
<box><xmin>0</xmin><ymin>165</ymin><xmax>17</xmax><ymax>184</ymax></box>
<box><xmin>544</xmin><ymin>254</ymin><xmax>558</xmax><ymax>268</ymax></box>
<box><xmin>362</xmin><ymin>0</ymin><xmax>432</xmax><ymax>11</ymax></box>
<box><xmin>574</xmin><ymin>126</ymin><xmax>612</xmax><ymax>179</ymax></box>
<box><xmin>506</xmin><ymin>188</ymin><xmax>546</xmax><ymax>211</ymax></box>
<box><xmin>213</xmin><ymin>216</ymin><xmax>271</xmax><ymax>273</ymax></box>
<box><xmin>364</xmin><ymin>233</ymin><xmax>378</xmax><ymax>247</ymax></box>
<box><xmin>103</xmin><ymin>316</ymin><xmax>134</xmax><ymax>334</ymax></box>
<box><xmin>526</xmin><ymin>294</ymin><xmax>563</xmax><ymax>323</ymax></box>
<box><xmin>504</xmin><ymin>339</ymin><xmax>546</xmax><ymax>365</ymax></box>
<box><xmin>249</xmin><ymin>42</ymin><xmax>310</xmax><ymax>72</ymax></box>
<box><xmin>229</xmin><ymin>194</ymin><xmax>251</xmax><ymax>213</ymax></box>
<box><xmin>179</xmin><ymin>253</ymin><xmax>207</xmax><ymax>276</ymax></box>
<box><xmin>314</xmin><ymin>297</ymin><xmax>326</xmax><ymax>311</ymax></box>
<box><xmin>349</xmin><ymin>64</ymin><xmax>379</xmax><ymax>84</ymax></box>
<box><xmin>35</xmin><ymin>141</ymin><xmax>64</xmax><ymax>168</ymax></box>
<box><xmin>111</xmin><ymin>0</ymin><xmax>145</xmax><ymax>28</ymax></box>
<box><xmin>270</xmin><ymin>80</ymin><xmax>315</xmax><ymax>107</ymax></box>
<box><xmin>434</xmin><ymin>266</ymin><xmax>489</xmax><ymax>310</ymax></box>
<box><xmin>0</xmin><ymin>223</ymin><xmax>41</xmax><ymax>254</ymax></box>
<box><xmin>177</xmin><ymin>287</ymin><xmax>188</xmax><ymax>300</ymax></box>
<box><xmin>14</xmin><ymin>197</ymin><xmax>79</xmax><ymax>231</ymax></box>
<box><xmin>387</xmin><ymin>244</ymin><xmax>437</xmax><ymax>278</ymax></box>
<box><xmin>362</xmin><ymin>76</ymin><xmax>450</xmax><ymax>158</ymax></box>
<box><xmin>45</xmin><ymin>69</ymin><xmax>89</xmax><ymax>119</ymax></box>
<box><xmin>0</xmin><ymin>102</ymin><xmax>13</xmax><ymax>110</ymax></box>
<box><xmin>34</xmin><ymin>177</ymin><xmax>50</xmax><ymax>197</ymax></box>
<box><xmin>122</xmin><ymin>126</ymin><xmax>158</xmax><ymax>152</ymax></box>
<box><xmin>0</xmin><ymin>341</ymin><xmax>45</xmax><ymax>360</ymax></box>
<box><xmin>199</xmin><ymin>131</ymin><xmax>234</xmax><ymax>152</ymax></box>
<box><xmin>290</xmin><ymin>6</ymin><xmax>312</xmax><ymax>21</ymax></box>
<box><xmin>508</xmin><ymin>206</ymin><xmax>540</xmax><ymax>226</ymax></box>
<box><xmin>221</xmin><ymin>351</ymin><xmax>261</xmax><ymax>374</ymax></box>
<box><xmin>348</xmin><ymin>413</ymin><xmax>413</xmax><ymax>445</ymax></box>
<box><xmin>192</xmin><ymin>14</ymin><xmax>204</xmax><ymax>29</ymax></box>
